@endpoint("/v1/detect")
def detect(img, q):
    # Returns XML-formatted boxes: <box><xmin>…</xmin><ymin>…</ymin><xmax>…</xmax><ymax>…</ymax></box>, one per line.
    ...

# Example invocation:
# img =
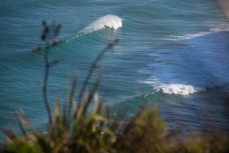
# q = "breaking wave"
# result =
<box><xmin>78</xmin><ymin>14</ymin><xmax>122</xmax><ymax>34</ymax></box>
<box><xmin>158</xmin><ymin>84</ymin><xmax>200</xmax><ymax>95</ymax></box>
<box><xmin>141</xmin><ymin>78</ymin><xmax>202</xmax><ymax>95</ymax></box>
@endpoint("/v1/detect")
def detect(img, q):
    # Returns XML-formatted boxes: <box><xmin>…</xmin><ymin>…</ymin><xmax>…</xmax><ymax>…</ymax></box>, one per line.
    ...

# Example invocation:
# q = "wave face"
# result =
<box><xmin>78</xmin><ymin>14</ymin><xmax>122</xmax><ymax>34</ymax></box>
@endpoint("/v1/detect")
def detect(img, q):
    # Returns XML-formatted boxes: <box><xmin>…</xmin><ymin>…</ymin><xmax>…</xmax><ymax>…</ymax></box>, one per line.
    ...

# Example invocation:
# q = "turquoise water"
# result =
<box><xmin>1</xmin><ymin>0</ymin><xmax>229</xmax><ymax>139</ymax></box>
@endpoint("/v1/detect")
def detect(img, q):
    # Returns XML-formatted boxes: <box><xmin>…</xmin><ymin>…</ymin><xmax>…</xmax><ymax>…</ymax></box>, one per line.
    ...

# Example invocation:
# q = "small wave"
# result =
<box><xmin>78</xmin><ymin>14</ymin><xmax>122</xmax><ymax>34</ymax></box>
<box><xmin>164</xmin><ymin>24</ymin><xmax>229</xmax><ymax>41</ymax></box>
<box><xmin>157</xmin><ymin>84</ymin><xmax>202</xmax><ymax>95</ymax></box>
<box><xmin>165</xmin><ymin>32</ymin><xmax>211</xmax><ymax>41</ymax></box>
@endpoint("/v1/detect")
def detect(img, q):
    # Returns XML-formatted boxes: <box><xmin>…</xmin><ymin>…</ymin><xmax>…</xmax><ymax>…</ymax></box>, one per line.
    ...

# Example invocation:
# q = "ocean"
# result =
<box><xmin>0</xmin><ymin>0</ymin><xmax>229</xmax><ymax>139</ymax></box>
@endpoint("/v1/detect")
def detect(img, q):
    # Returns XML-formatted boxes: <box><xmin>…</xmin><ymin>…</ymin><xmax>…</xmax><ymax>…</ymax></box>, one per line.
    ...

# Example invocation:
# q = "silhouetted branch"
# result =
<box><xmin>34</xmin><ymin>21</ymin><xmax>62</xmax><ymax>126</ymax></box>
<box><xmin>78</xmin><ymin>38</ymin><xmax>119</xmax><ymax>103</ymax></box>
<box><xmin>42</xmin><ymin>49</ymin><xmax>52</xmax><ymax>125</ymax></box>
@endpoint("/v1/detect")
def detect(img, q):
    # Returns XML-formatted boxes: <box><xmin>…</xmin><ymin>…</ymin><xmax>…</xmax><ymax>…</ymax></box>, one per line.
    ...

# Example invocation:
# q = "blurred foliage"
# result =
<box><xmin>4</xmin><ymin>139</ymin><xmax>44</xmax><ymax>153</ymax></box>
<box><xmin>2</xmin><ymin>105</ymin><xmax>229</xmax><ymax>153</ymax></box>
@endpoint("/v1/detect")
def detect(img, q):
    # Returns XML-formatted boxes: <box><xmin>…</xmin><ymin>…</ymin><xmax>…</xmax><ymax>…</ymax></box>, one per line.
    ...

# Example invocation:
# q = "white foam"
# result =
<box><xmin>165</xmin><ymin>24</ymin><xmax>229</xmax><ymax>41</ymax></box>
<box><xmin>158</xmin><ymin>84</ymin><xmax>201</xmax><ymax>95</ymax></box>
<box><xmin>210</xmin><ymin>24</ymin><xmax>229</xmax><ymax>32</ymax></box>
<box><xmin>165</xmin><ymin>32</ymin><xmax>211</xmax><ymax>41</ymax></box>
<box><xmin>141</xmin><ymin>78</ymin><xmax>202</xmax><ymax>95</ymax></box>
<box><xmin>79</xmin><ymin>14</ymin><xmax>122</xmax><ymax>33</ymax></box>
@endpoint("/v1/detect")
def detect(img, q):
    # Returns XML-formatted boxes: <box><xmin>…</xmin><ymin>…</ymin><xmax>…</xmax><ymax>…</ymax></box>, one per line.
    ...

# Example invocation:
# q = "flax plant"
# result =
<box><xmin>1</xmin><ymin>21</ymin><xmax>121</xmax><ymax>153</ymax></box>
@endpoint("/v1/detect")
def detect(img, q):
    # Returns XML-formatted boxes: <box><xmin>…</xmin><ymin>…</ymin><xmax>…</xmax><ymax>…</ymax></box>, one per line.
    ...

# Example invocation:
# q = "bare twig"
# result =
<box><xmin>42</xmin><ymin>49</ymin><xmax>53</xmax><ymax>125</ymax></box>
<box><xmin>34</xmin><ymin>21</ymin><xmax>62</xmax><ymax>126</ymax></box>
<box><xmin>78</xmin><ymin>38</ymin><xmax>119</xmax><ymax>103</ymax></box>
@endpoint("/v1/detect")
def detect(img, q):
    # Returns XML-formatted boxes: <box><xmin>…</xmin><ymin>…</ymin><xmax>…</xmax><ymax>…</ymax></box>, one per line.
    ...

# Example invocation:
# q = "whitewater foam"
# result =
<box><xmin>79</xmin><ymin>14</ymin><xmax>122</xmax><ymax>34</ymax></box>
<box><xmin>141</xmin><ymin>78</ymin><xmax>202</xmax><ymax>95</ymax></box>
<box><xmin>158</xmin><ymin>84</ymin><xmax>201</xmax><ymax>95</ymax></box>
<box><xmin>165</xmin><ymin>24</ymin><xmax>229</xmax><ymax>41</ymax></box>
<box><xmin>165</xmin><ymin>32</ymin><xmax>211</xmax><ymax>41</ymax></box>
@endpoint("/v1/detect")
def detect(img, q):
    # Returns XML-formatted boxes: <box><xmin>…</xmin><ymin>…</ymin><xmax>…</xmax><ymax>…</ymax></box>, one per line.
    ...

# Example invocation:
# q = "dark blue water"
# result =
<box><xmin>1</xmin><ymin>0</ymin><xmax>229</xmax><ymax>140</ymax></box>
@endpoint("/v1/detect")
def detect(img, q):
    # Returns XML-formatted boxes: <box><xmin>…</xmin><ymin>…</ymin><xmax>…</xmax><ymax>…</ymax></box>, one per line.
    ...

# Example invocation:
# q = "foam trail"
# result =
<box><xmin>165</xmin><ymin>24</ymin><xmax>229</xmax><ymax>41</ymax></box>
<box><xmin>165</xmin><ymin>32</ymin><xmax>211</xmax><ymax>41</ymax></box>
<box><xmin>79</xmin><ymin>14</ymin><xmax>122</xmax><ymax>34</ymax></box>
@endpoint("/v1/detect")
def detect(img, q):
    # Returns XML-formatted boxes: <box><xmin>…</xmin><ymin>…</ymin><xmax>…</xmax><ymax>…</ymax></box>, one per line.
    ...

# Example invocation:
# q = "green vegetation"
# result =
<box><xmin>1</xmin><ymin>21</ymin><xmax>229</xmax><ymax>153</ymax></box>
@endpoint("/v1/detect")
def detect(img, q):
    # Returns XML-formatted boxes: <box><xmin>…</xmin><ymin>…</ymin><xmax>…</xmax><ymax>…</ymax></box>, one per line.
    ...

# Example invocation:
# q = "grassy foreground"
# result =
<box><xmin>1</xmin><ymin>21</ymin><xmax>229</xmax><ymax>153</ymax></box>
<box><xmin>1</xmin><ymin>101</ymin><xmax>229</xmax><ymax>153</ymax></box>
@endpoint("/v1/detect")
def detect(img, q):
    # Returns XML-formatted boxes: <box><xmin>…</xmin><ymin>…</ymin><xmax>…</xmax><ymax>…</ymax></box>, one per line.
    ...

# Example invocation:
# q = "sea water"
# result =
<box><xmin>0</xmin><ymin>0</ymin><xmax>229</xmax><ymax>139</ymax></box>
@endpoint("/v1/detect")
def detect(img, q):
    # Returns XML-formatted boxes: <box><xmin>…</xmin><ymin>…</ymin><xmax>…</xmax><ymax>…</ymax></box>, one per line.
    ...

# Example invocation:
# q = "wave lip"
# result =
<box><xmin>157</xmin><ymin>84</ymin><xmax>201</xmax><ymax>95</ymax></box>
<box><xmin>79</xmin><ymin>14</ymin><xmax>122</xmax><ymax>34</ymax></box>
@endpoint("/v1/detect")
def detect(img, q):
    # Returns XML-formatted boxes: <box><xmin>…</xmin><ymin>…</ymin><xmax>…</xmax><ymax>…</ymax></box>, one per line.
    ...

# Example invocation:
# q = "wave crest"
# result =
<box><xmin>79</xmin><ymin>14</ymin><xmax>122</xmax><ymax>34</ymax></box>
